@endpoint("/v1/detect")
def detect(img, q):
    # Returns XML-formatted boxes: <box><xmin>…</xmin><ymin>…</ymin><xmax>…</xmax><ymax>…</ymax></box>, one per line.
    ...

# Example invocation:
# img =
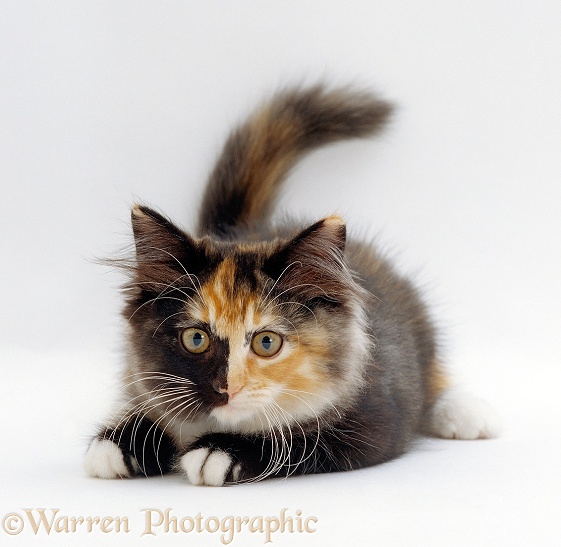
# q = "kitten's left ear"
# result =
<box><xmin>263</xmin><ymin>216</ymin><xmax>351</xmax><ymax>301</ymax></box>
<box><xmin>131</xmin><ymin>204</ymin><xmax>204</xmax><ymax>281</ymax></box>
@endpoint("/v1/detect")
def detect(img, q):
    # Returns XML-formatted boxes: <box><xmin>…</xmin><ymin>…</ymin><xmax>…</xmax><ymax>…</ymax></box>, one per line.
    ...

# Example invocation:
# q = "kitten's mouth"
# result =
<box><xmin>212</xmin><ymin>393</ymin><xmax>229</xmax><ymax>407</ymax></box>
<box><xmin>210</xmin><ymin>397</ymin><xmax>255</xmax><ymax>426</ymax></box>
<box><xmin>215</xmin><ymin>394</ymin><xmax>242</xmax><ymax>412</ymax></box>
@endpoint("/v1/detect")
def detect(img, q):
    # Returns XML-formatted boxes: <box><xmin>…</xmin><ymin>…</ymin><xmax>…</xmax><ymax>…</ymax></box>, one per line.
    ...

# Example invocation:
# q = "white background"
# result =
<box><xmin>1</xmin><ymin>2</ymin><xmax>560</xmax><ymax>546</ymax></box>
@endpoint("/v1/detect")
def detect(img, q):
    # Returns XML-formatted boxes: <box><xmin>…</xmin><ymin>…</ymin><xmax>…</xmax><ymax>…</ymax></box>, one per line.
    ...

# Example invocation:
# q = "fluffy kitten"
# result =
<box><xmin>85</xmin><ymin>84</ymin><xmax>499</xmax><ymax>485</ymax></box>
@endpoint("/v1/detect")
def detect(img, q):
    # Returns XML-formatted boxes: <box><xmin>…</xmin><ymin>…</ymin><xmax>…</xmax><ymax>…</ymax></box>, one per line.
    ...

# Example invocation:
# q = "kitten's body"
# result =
<box><xmin>85</xmin><ymin>85</ymin><xmax>499</xmax><ymax>485</ymax></box>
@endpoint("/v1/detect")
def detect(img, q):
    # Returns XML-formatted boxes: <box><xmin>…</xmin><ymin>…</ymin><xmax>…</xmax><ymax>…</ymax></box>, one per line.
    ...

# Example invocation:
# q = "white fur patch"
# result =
<box><xmin>180</xmin><ymin>447</ymin><xmax>209</xmax><ymax>485</ymax></box>
<box><xmin>429</xmin><ymin>389</ymin><xmax>502</xmax><ymax>440</ymax></box>
<box><xmin>231</xmin><ymin>462</ymin><xmax>242</xmax><ymax>482</ymax></box>
<box><xmin>84</xmin><ymin>439</ymin><xmax>131</xmax><ymax>479</ymax></box>
<box><xmin>179</xmin><ymin>448</ymin><xmax>233</xmax><ymax>486</ymax></box>
<box><xmin>203</xmin><ymin>451</ymin><xmax>234</xmax><ymax>486</ymax></box>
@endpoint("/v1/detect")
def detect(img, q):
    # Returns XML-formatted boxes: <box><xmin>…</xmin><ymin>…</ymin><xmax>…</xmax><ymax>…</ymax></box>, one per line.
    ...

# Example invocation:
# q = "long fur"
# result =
<box><xmin>197</xmin><ymin>85</ymin><xmax>392</xmax><ymax>236</ymax></box>
<box><xmin>85</xmin><ymin>84</ymin><xmax>496</xmax><ymax>486</ymax></box>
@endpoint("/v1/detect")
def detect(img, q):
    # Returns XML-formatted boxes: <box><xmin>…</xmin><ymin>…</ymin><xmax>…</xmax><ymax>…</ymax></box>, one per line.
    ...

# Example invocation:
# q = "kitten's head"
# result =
<box><xmin>121</xmin><ymin>205</ymin><xmax>370</xmax><ymax>433</ymax></box>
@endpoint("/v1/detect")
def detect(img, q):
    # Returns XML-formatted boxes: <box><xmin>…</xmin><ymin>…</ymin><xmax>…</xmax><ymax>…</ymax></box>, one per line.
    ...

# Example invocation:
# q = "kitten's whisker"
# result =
<box><xmin>127</xmin><ymin>279</ymin><xmax>193</xmax><ymax>302</ymax></box>
<box><xmin>275</xmin><ymin>405</ymin><xmax>312</xmax><ymax>476</ymax></box>
<box><xmin>270</xmin><ymin>316</ymin><xmax>301</xmax><ymax>350</ymax></box>
<box><xmin>118</xmin><ymin>372</ymin><xmax>196</xmax><ymax>392</ymax></box>
<box><xmin>121</xmin><ymin>371</ymin><xmax>196</xmax><ymax>384</ymax></box>
<box><xmin>258</xmin><ymin>260</ymin><xmax>302</xmax><ymax>309</ymax></box>
<box><xmin>258</xmin><ymin>409</ymin><xmax>277</xmax><ymax>479</ymax></box>
<box><xmin>143</xmin><ymin>246</ymin><xmax>207</xmax><ymax>305</ymax></box>
<box><xmin>266</xmin><ymin>406</ymin><xmax>289</xmax><ymax>472</ymax></box>
<box><xmin>145</xmin><ymin>246</ymin><xmax>189</xmax><ymax>276</ymax></box>
<box><xmin>277</xmin><ymin>391</ymin><xmax>322</xmax><ymax>468</ymax></box>
<box><xmin>245</xmin><ymin>406</ymin><xmax>279</xmax><ymax>484</ymax></box>
<box><xmin>142</xmin><ymin>395</ymin><xmax>201</xmax><ymax>475</ymax></box>
<box><xmin>260</xmin><ymin>282</ymin><xmax>331</xmax><ymax>316</ymax></box>
<box><xmin>270</xmin><ymin>401</ymin><xmax>307</xmax><ymax>474</ymax></box>
<box><xmin>127</xmin><ymin>295</ymin><xmax>190</xmax><ymax>322</ymax></box>
<box><xmin>282</xmin><ymin>388</ymin><xmax>343</xmax><ymax>420</ymax></box>
<box><xmin>110</xmin><ymin>384</ymin><xmax>195</xmax><ymax>421</ymax></box>
<box><xmin>127</xmin><ymin>391</ymin><xmax>198</xmax><ymax>475</ymax></box>
<box><xmin>271</xmin><ymin>401</ymin><xmax>292</xmax><ymax>471</ymax></box>
<box><xmin>176</xmin><ymin>401</ymin><xmax>204</xmax><ymax>447</ymax></box>
<box><xmin>152</xmin><ymin>311</ymin><xmax>188</xmax><ymax>337</ymax></box>
<box><xmin>270</xmin><ymin>300</ymin><xmax>318</xmax><ymax>325</ymax></box>
<box><xmin>107</xmin><ymin>383</ymin><xmax>198</xmax><ymax>459</ymax></box>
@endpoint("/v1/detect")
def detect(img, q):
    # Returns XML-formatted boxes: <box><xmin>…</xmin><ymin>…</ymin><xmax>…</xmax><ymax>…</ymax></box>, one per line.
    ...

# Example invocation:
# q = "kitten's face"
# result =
<box><xmin>123</xmin><ymin>206</ymin><xmax>368</xmax><ymax>433</ymax></box>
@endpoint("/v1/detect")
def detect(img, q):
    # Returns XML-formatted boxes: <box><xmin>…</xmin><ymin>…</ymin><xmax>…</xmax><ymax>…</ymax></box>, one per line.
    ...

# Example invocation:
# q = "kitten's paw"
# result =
<box><xmin>179</xmin><ymin>447</ymin><xmax>240</xmax><ymax>486</ymax></box>
<box><xmin>428</xmin><ymin>389</ymin><xmax>501</xmax><ymax>440</ymax></box>
<box><xmin>84</xmin><ymin>438</ymin><xmax>136</xmax><ymax>479</ymax></box>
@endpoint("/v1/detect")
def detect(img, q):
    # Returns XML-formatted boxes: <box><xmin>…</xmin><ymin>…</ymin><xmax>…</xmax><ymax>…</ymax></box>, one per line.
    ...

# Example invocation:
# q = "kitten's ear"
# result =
<box><xmin>263</xmin><ymin>216</ymin><xmax>350</xmax><ymax>301</ymax></box>
<box><xmin>131</xmin><ymin>204</ymin><xmax>203</xmax><ymax>281</ymax></box>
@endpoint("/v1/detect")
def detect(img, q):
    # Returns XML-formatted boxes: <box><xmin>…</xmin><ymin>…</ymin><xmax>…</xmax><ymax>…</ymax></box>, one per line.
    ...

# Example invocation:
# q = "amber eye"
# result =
<box><xmin>251</xmin><ymin>331</ymin><xmax>283</xmax><ymax>358</ymax></box>
<box><xmin>180</xmin><ymin>328</ymin><xmax>210</xmax><ymax>354</ymax></box>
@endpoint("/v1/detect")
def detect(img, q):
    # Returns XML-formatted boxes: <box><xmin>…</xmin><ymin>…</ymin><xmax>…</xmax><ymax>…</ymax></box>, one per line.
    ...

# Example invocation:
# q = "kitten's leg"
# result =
<box><xmin>427</xmin><ymin>388</ymin><xmax>502</xmax><ymax>440</ymax></box>
<box><xmin>423</xmin><ymin>358</ymin><xmax>500</xmax><ymax>440</ymax></box>
<box><xmin>178</xmin><ymin>425</ymin><xmax>388</xmax><ymax>486</ymax></box>
<box><xmin>84</xmin><ymin>414</ymin><xmax>177</xmax><ymax>478</ymax></box>
<box><xmin>178</xmin><ymin>433</ymin><xmax>268</xmax><ymax>486</ymax></box>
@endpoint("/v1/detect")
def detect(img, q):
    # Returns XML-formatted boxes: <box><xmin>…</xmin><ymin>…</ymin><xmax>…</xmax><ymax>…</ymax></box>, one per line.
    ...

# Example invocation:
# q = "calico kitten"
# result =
<box><xmin>85</xmin><ymin>84</ymin><xmax>499</xmax><ymax>485</ymax></box>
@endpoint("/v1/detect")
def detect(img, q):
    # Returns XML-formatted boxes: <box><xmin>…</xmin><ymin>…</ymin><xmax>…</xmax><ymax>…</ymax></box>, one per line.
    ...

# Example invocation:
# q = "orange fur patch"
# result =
<box><xmin>198</xmin><ymin>258</ymin><xmax>261</xmax><ymax>338</ymax></box>
<box><xmin>190</xmin><ymin>256</ymin><xmax>332</xmax><ymax>410</ymax></box>
<box><xmin>425</xmin><ymin>359</ymin><xmax>450</xmax><ymax>405</ymax></box>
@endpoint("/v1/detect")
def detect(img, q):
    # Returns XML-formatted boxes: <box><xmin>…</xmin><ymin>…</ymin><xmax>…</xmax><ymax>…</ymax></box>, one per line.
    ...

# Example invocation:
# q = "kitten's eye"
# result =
<box><xmin>180</xmin><ymin>328</ymin><xmax>210</xmax><ymax>354</ymax></box>
<box><xmin>251</xmin><ymin>331</ymin><xmax>283</xmax><ymax>358</ymax></box>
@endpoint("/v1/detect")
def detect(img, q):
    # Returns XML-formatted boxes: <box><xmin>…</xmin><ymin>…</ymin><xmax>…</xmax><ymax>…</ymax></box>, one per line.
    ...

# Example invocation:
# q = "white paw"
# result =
<box><xmin>84</xmin><ymin>439</ymin><xmax>132</xmax><ymax>479</ymax></box>
<box><xmin>428</xmin><ymin>389</ymin><xmax>502</xmax><ymax>440</ymax></box>
<box><xmin>179</xmin><ymin>448</ymin><xmax>234</xmax><ymax>486</ymax></box>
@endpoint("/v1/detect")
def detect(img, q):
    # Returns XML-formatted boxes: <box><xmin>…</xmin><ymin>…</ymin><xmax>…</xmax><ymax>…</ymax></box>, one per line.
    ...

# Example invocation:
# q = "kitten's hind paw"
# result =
<box><xmin>84</xmin><ymin>438</ymin><xmax>136</xmax><ymax>479</ymax></box>
<box><xmin>179</xmin><ymin>447</ymin><xmax>242</xmax><ymax>487</ymax></box>
<box><xmin>427</xmin><ymin>389</ymin><xmax>502</xmax><ymax>440</ymax></box>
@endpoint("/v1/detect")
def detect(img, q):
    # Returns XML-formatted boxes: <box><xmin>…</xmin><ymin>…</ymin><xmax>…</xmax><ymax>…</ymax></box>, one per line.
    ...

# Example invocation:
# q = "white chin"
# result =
<box><xmin>210</xmin><ymin>404</ymin><xmax>257</xmax><ymax>429</ymax></box>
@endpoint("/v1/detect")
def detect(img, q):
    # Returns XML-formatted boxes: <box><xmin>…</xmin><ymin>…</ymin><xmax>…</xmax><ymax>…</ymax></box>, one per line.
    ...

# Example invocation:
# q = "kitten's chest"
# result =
<box><xmin>164</xmin><ymin>415</ymin><xmax>266</xmax><ymax>450</ymax></box>
<box><xmin>166</xmin><ymin>418</ymin><xmax>213</xmax><ymax>451</ymax></box>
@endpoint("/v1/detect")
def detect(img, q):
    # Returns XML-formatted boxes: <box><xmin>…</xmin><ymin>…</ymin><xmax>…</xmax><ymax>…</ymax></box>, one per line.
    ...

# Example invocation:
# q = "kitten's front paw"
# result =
<box><xmin>84</xmin><ymin>438</ymin><xmax>137</xmax><ymax>479</ymax></box>
<box><xmin>428</xmin><ymin>389</ymin><xmax>502</xmax><ymax>440</ymax></box>
<box><xmin>179</xmin><ymin>447</ymin><xmax>242</xmax><ymax>487</ymax></box>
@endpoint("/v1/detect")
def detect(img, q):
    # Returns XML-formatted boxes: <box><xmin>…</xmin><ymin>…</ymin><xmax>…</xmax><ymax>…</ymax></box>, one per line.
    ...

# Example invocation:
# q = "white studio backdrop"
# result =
<box><xmin>1</xmin><ymin>2</ymin><xmax>560</xmax><ymax>546</ymax></box>
<box><xmin>1</xmin><ymin>2</ymin><xmax>560</xmax><ymax>363</ymax></box>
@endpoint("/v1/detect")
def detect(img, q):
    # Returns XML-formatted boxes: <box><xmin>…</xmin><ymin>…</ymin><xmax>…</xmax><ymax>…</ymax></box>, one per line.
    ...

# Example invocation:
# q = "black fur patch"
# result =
<box><xmin>97</xmin><ymin>417</ymin><xmax>176</xmax><ymax>476</ymax></box>
<box><xmin>186</xmin><ymin>404</ymin><xmax>403</xmax><ymax>484</ymax></box>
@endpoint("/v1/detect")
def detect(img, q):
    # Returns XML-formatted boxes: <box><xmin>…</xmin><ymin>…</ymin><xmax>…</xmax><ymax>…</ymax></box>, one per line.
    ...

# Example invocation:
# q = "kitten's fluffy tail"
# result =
<box><xmin>197</xmin><ymin>84</ymin><xmax>393</xmax><ymax>236</ymax></box>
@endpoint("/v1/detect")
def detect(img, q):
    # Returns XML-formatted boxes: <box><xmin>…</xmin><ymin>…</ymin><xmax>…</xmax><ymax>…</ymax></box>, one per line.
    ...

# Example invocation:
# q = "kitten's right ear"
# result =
<box><xmin>130</xmin><ymin>204</ymin><xmax>204</xmax><ymax>280</ymax></box>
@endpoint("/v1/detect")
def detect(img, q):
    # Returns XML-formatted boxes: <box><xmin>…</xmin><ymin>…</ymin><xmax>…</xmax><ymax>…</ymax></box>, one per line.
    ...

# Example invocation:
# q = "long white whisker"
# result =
<box><xmin>152</xmin><ymin>311</ymin><xmax>188</xmax><ymax>337</ymax></box>
<box><xmin>258</xmin><ymin>260</ymin><xmax>302</xmax><ymax>309</ymax></box>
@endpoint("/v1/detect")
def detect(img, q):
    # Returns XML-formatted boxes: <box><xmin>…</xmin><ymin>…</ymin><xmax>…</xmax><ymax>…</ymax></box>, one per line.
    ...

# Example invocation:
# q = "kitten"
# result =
<box><xmin>85</xmin><ymin>84</ymin><xmax>500</xmax><ymax>485</ymax></box>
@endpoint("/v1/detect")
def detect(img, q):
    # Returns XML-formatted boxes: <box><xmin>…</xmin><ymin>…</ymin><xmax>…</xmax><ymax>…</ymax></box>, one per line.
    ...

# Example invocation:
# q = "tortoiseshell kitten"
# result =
<box><xmin>85</xmin><ymin>85</ymin><xmax>499</xmax><ymax>485</ymax></box>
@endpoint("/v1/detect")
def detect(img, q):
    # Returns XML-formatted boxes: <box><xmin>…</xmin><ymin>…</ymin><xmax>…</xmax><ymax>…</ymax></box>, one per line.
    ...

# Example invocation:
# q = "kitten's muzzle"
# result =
<box><xmin>212</xmin><ymin>379</ymin><xmax>242</xmax><ymax>402</ymax></box>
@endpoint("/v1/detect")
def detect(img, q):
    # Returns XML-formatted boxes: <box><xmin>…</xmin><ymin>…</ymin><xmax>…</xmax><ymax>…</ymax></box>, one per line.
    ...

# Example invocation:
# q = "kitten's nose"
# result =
<box><xmin>212</xmin><ymin>381</ymin><xmax>242</xmax><ymax>398</ymax></box>
<box><xmin>226</xmin><ymin>384</ymin><xmax>242</xmax><ymax>398</ymax></box>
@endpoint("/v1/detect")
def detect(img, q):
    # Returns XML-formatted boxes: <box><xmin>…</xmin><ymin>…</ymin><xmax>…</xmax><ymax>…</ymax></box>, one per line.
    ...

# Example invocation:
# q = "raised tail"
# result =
<box><xmin>197</xmin><ymin>83</ymin><xmax>393</xmax><ymax>237</ymax></box>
